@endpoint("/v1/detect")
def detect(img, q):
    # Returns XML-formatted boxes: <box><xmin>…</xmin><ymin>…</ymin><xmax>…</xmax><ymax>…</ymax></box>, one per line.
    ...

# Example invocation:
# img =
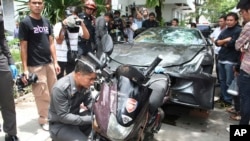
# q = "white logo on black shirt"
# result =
<box><xmin>33</xmin><ymin>26</ymin><xmax>49</xmax><ymax>34</ymax></box>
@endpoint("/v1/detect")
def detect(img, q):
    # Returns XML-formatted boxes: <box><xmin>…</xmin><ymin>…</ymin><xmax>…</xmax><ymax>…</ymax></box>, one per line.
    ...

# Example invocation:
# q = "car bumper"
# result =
<box><xmin>167</xmin><ymin>72</ymin><xmax>216</xmax><ymax>110</ymax></box>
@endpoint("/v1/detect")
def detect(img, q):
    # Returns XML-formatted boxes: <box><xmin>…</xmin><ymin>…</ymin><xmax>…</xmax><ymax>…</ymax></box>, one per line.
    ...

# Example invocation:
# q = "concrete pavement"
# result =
<box><xmin>0</xmin><ymin>91</ymin><xmax>236</xmax><ymax>141</ymax></box>
<box><xmin>0</xmin><ymin>93</ymin><xmax>51</xmax><ymax>141</ymax></box>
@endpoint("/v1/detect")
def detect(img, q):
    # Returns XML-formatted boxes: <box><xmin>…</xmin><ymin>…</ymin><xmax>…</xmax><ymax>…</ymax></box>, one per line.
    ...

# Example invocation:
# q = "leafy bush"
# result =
<box><xmin>8</xmin><ymin>38</ymin><xmax>19</xmax><ymax>48</ymax></box>
<box><xmin>11</xmin><ymin>49</ymin><xmax>21</xmax><ymax>63</ymax></box>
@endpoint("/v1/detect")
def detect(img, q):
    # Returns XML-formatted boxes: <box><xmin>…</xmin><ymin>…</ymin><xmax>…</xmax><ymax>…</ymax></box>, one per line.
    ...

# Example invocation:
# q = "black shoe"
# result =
<box><xmin>5</xmin><ymin>134</ymin><xmax>19</xmax><ymax>141</ymax></box>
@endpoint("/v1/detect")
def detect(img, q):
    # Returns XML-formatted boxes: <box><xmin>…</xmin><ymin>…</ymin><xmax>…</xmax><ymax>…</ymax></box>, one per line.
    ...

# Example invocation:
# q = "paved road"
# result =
<box><xmin>0</xmin><ymin>87</ymin><xmax>237</xmax><ymax>141</ymax></box>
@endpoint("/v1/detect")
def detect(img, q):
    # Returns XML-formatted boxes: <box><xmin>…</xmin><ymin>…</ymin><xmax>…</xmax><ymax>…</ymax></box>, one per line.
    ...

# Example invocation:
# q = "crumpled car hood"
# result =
<box><xmin>110</xmin><ymin>42</ymin><xmax>205</xmax><ymax>67</ymax></box>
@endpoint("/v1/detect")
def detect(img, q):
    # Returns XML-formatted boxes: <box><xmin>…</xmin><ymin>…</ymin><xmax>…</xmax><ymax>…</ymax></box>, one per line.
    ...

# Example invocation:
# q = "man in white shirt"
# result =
<box><xmin>210</xmin><ymin>15</ymin><xmax>227</xmax><ymax>85</ymax></box>
<box><xmin>54</xmin><ymin>6</ymin><xmax>89</xmax><ymax>79</ymax></box>
<box><xmin>124</xmin><ymin>15</ymin><xmax>138</xmax><ymax>43</ymax></box>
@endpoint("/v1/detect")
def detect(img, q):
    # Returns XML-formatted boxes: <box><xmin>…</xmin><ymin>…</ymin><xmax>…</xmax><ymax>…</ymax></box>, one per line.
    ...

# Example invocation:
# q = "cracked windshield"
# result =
<box><xmin>134</xmin><ymin>28</ymin><xmax>205</xmax><ymax>45</ymax></box>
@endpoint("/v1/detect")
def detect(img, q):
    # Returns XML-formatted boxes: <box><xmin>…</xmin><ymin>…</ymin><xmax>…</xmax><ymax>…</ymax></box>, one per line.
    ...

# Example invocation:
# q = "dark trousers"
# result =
<box><xmin>0</xmin><ymin>71</ymin><xmax>17</xmax><ymax>135</ymax></box>
<box><xmin>78</xmin><ymin>41</ymin><xmax>94</xmax><ymax>56</ymax></box>
<box><xmin>148</xmin><ymin>74</ymin><xmax>169</xmax><ymax>115</ymax></box>
<box><xmin>215</xmin><ymin>54</ymin><xmax>220</xmax><ymax>83</ymax></box>
<box><xmin>218</xmin><ymin>63</ymin><xmax>234</xmax><ymax>104</ymax></box>
<box><xmin>57</xmin><ymin>62</ymin><xmax>75</xmax><ymax>79</ymax></box>
<box><xmin>49</xmin><ymin>111</ymin><xmax>92</xmax><ymax>141</ymax></box>
<box><xmin>239</xmin><ymin>70</ymin><xmax>250</xmax><ymax>125</ymax></box>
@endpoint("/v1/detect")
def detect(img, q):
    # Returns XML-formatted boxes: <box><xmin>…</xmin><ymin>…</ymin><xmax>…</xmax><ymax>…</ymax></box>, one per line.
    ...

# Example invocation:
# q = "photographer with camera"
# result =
<box><xmin>54</xmin><ymin>6</ymin><xmax>90</xmax><ymax>79</ymax></box>
<box><xmin>19</xmin><ymin>0</ymin><xmax>60</xmax><ymax>131</ymax></box>
<box><xmin>124</xmin><ymin>15</ymin><xmax>138</xmax><ymax>43</ymax></box>
<box><xmin>0</xmin><ymin>12</ymin><xmax>19</xmax><ymax>141</ymax></box>
<box><xmin>109</xmin><ymin>10</ymin><xmax>126</xmax><ymax>42</ymax></box>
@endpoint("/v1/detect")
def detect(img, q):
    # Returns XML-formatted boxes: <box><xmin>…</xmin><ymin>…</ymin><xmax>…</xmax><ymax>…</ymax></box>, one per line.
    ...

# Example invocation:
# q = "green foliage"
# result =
<box><xmin>14</xmin><ymin>0</ymin><xmax>29</xmax><ymax>22</ymax></box>
<box><xmin>15</xmin><ymin>0</ymin><xmax>107</xmax><ymax>25</ymax></box>
<box><xmin>194</xmin><ymin>0</ymin><xmax>238</xmax><ymax>23</ymax></box>
<box><xmin>95</xmin><ymin>0</ymin><xmax>106</xmax><ymax>17</ymax></box>
<box><xmin>7</xmin><ymin>38</ymin><xmax>19</xmax><ymax>48</ymax></box>
<box><xmin>43</xmin><ymin>0</ymin><xmax>83</xmax><ymax>24</ymax></box>
<box><xmin>146</xmin><ymin>0</ymin><xmax>160</xmax><ymax>8</ymax></box>
<box><xmin>179</xmin><ymin>20</ymin><xmax>186</xmax><ymax>27</ymax></box>
<box><xmin>11</xmin><ymin>49</ymin><xmax>21</xmax><ymax>63</ymax></box>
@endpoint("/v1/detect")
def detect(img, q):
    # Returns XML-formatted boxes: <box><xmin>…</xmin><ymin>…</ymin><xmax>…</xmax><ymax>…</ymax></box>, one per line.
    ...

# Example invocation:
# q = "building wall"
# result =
<box><xmin>1</xmin><ymin>0</ymin><xmax>15</xmax><ymax>33</ymax></box>
<box><xmin>112</xmin><ymin>0</ymin><xmax>191</xmax><ymax>24</ymax></box>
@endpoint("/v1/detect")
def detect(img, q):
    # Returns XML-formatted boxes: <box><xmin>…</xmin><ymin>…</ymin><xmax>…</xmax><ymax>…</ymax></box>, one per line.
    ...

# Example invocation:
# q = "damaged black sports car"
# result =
<box><xmin>108</xmin><ymin>27</ymin><xmax>216</xmax><ymax>110</ymax></box>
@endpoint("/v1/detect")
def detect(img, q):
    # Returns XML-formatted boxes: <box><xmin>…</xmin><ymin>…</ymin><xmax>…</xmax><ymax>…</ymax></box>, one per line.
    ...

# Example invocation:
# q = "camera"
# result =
<box><xmin>16</xmin><ymin>73</ymin><xmax>38</xmax><ymax>92</ymax></box>
<box><xmin>75</xmin><ymin>20</ymin><xmax>81</xmax><ymax>25</ymax></box>
<box><xmin>126</xmin><ymin>20</ymin><xmax>131</xmax><ymax>28</ymax></box>
<box><xmin>113</xmin><ymin>17</ymin><xmax>121</xmax><ymax>27</ymax></box>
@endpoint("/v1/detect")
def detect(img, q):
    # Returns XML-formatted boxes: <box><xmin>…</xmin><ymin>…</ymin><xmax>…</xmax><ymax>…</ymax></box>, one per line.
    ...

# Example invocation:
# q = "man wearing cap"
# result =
<box><xmin>78</xmin><ymin>0</ymin><xmax>97</xmax><ymax>55</ymax></box>
<box><xmin>48</xmin><ymin>58</ymin><xmax>97</xmax><ymax>141</ymax></box>
<box><xmin>54</xmin><ymin>6</ymin><xmax>90</xmax><ymax>79</ymax></box>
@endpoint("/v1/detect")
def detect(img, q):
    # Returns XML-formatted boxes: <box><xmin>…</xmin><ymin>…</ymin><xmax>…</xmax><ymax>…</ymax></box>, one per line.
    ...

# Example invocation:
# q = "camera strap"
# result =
<box><xmin>62</xmin><ymin>22</ymin><xmax>71</xmax><ymax>51</ymax></box>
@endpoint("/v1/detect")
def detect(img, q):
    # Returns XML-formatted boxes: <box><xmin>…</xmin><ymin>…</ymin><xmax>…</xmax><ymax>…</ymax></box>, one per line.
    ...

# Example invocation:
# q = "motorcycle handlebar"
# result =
<box><xmin>144</xmin><ymin>55</ymin><xmax>163</xmax><ymax>77</ymax></box>
<box><xmin>87</xmin><ymin>52</ymin><xmax>104</xmax><ymax>69</ymax></box>
<box><xmin>87</xmin><ymin>52</ymin><xmax>113</xmax><ymax>79</ymax></box>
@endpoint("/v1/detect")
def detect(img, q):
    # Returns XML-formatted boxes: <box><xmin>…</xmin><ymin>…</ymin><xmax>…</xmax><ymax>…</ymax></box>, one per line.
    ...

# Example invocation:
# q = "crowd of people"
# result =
<box><xmin>1</xmin><ymin>0</ymin><xmax>250</xmax><ymax>140</ymax></box>
<box><xmin>208</xmin><ymin>0</ymin><xmax>250</xmax><ymax>132</ymax></box>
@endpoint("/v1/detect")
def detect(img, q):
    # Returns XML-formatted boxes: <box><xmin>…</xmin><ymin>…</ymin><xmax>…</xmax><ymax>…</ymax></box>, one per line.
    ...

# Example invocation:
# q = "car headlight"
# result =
<box><xmin>107</xmin><ymin>113</ymin><xmax>134</xmax><ymax>140</ymax></box>
<box><xmin>166</xmin><ymin>54</ymin><xmax>204</xmax><ymax>74</ymax></box>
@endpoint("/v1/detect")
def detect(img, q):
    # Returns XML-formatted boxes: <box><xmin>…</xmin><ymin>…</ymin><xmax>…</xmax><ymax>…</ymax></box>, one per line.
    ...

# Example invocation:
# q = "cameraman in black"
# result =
<box><xmin>109</xmin><ymin>10</ymin><xmax>125</xmax><ymax>42</ymax></box>
<box><xmin>0</xmin><ymin>14</ymin><xmax>19</xmax><ymax>141</ymax></box>
<box><xmin>78</xmin><ymin>0</ymin><xmax>96</xmax><ymax>55</ymax></box>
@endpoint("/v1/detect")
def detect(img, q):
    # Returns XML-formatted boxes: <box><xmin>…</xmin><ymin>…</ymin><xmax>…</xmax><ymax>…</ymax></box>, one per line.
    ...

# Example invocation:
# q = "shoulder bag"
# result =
<box><xmin>64</xmin><ymin>25</ymin><xmax>78</xmax><ymax>65</ymax></box>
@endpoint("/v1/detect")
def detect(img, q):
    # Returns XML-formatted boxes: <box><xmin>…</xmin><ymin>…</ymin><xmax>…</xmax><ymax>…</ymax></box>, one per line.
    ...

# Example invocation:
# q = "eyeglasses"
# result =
<box><xmin>31</xmin><ymin>2</ymin><xmax>43</xmax><ymax>5</ymax></box>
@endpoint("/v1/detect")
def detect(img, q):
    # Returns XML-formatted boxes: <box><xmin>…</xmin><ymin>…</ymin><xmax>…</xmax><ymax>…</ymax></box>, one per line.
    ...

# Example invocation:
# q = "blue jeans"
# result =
<box><xmin>239</xmin><ymin>70</ymin><xmax>250</xmax><ymax>125</ymax></box>
<box><xmin>218</xmin><ymin>63</ymin><xmax>234</xmax><ymax>104</ymax></box>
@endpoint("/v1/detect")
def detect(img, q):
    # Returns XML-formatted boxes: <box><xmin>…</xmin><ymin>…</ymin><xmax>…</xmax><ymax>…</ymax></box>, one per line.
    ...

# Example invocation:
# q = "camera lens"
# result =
<box><xmin>75</xmin><ymin>20</ymin><xmax>81</xmax><ymax>25</ymax></box>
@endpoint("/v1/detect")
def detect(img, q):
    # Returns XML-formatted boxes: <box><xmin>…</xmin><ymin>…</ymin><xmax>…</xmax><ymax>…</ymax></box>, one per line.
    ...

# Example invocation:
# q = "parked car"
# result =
<box><xmin>107</xmin><ymin>27</ymin><xmax>216</xmax><ymax>110</ymax></box>
<box><xmin>196</xmin><ymin>24</ymin><xmax>213</xmax><ymax>38</ymax></box>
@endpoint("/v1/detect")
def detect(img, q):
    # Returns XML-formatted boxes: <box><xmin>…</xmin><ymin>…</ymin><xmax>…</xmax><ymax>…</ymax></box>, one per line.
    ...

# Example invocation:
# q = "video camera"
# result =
<box><xmin>65</xmin><ymin>6</ymin><xmax>82</xmax><ymax>27</ymax></box>
<box><xmin>16</xmin><ymin>73</ymin><xmax>38</xmax><ymax>92</ymax></box>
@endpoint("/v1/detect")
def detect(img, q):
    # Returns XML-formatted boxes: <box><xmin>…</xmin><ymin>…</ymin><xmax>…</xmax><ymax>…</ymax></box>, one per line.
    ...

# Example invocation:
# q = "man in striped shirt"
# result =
<box><xmin>235</xmin><ymin>0</ymin><xmax>250</xmax><ymax>125</ymax></box>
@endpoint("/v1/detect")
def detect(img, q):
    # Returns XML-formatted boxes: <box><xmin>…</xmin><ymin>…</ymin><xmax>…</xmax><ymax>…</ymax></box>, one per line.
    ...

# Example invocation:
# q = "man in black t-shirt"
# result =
<box><xmin>18</xmin><ymin>0</ymin><xmax>60</xmax><ymax>131</ymax></box>
<box><xmin>142</xmin><ymin>12</ymin><xmax>159</xmax><ymax>29</ymax></box>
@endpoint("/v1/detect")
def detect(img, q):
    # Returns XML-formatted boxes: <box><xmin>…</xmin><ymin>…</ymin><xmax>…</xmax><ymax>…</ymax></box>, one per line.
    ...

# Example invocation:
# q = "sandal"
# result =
<box><xmin>230</xmin><ymin>114</ymin><xmax>241</xmax><ymax>121</ymax></box>
<box><xmin>226</xmin><ymin>107</ymin><xmax>236</xmax><ymax>114</ymax></box>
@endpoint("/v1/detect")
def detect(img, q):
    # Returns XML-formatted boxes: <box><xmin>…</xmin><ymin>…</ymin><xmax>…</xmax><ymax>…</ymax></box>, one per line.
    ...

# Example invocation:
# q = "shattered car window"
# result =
<box><xmin>134</xmin><ymin>27</ymin><xmax>205</xmax><ymax>45</ymax></box>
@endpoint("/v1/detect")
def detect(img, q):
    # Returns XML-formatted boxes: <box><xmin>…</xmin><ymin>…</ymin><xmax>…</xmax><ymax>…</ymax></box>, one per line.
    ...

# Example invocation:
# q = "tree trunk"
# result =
<box><xmin>155</xmin><ymin>5</ymin><xmax>162</xmax><ymax>22</ymax></box>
